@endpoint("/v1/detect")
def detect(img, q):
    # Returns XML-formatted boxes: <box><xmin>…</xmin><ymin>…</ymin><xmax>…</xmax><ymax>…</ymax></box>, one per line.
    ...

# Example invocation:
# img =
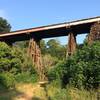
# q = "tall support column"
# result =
<box><xmin>67</xmin><ymin>32</ymin><xmax>77</xmax><ymax>57</ymax></box>
<box><xmin>28</xmin><ymin>38</ymin><xmax>47</xmax><ymax>81</ymax></box>
<box><xmin>88</xmin><ymin>22</ymin><xmax>100</xmax><ymax>44</ymax></box>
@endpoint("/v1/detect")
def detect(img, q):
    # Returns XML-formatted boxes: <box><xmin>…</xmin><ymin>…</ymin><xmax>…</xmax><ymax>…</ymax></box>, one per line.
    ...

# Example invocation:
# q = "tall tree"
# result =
<box><xmin>40</xmin><ymin>40</ymin><xmax>47</xmax><ymax>54</ymax></box>
<box><xmin>0</xmin><ymin>17</ymin><xmax>11</xmax><ymax>33</ymax></box>
<box><xmin>47</xmin><ymin>39</ymin><xmax>66</xmax><ymax>59</ymax></box>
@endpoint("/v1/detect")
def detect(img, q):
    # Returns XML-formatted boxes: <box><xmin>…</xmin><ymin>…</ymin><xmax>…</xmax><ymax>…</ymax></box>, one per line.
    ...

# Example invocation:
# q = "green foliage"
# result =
<box><xmin>0</xmin><ymin>17</ymin><xmax>11</xmax><ymax>33</ymax></box>
<box><xmin>0</xmin><ymin>42</ymin><xmax>37</xmax><ymax>88</ymax></box>
<box><xmin>48</xmin><ymin>41</ymin><xmax>100</xmax><ymax>89</ymax></box>
<box><xmin>15</xmin><ymin>72</ymin><xmax>37</xmax><ymax>83</ymax></box>
<box><xmin>47</xmin><ymin>61</ymin><xmax>66</xmax><ymax>81</ymax></box>
<box><xmin>0</xmin><ymin>72</ymin><xmax>15</xmax><ymax>88</ymax></box>
<box><xmin>40</xmin><ymin>40</ymin><xmax>47</xmax><ymax>55</ymax></box>
<box><xmin>47</xmin><ymin>79</ymin><xmax>97</xmax><ymax>100</ymax></box>
<box><xmin>15</xmin><ymin>40</ymin><xmax>29</xmax><ymax>49</ymax></box>
<box><xmin>50</xmin><ymin>89</ymin><xmax>71</xmax><ymax>100</ymax></box>
<box><xmin>43</xmin><ymin>54</ymin><xmax>59</xmax><ymax>70</ymax></box>
<box><xmin>15</xmin><ymin>39</ymin><xmax>66</xmax><ymax>60</ymax></box>
<box><xmin>73</xmin><ymin>41</ymin><xmax>100</xmax><ymax>89</ymax></box>
<box><xmin>0</xmin><ymin>42</ymin><xmax>23</xmax><ymax>73</ymax></box>
<box><xmin>47</xmin><ymin>39</ymin><xmax>66</xmax><ymax>59</ymax></box>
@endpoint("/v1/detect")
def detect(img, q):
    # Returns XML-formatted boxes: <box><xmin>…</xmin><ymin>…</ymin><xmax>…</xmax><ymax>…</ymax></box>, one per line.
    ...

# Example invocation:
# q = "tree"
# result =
<box><xmin>0</xmin><ymin>42</ymin><xmax>23</xmax><ymax>73</ymax></box>
<box><xmin>47</xmin><ymin>39</ymin><xmax>66</xmax><ymax>59</ymax></box>
<box><xmin>0</xmin><ymin>42</ymin><xmax>37</xmax><ymax>88</ymax></box>
<box><xmin>0</xmin><ymin>17</ymin><xmax>11</xmax><ymax>33</ymax></box>
<box><xmin>42</xmin><ymin>54</ymin><xmax>58</xmax><ymax>68</ymax></box>
<box><xmin>47</xmin><ymin>39</ymin><xmax>60</xmax><ymax>48</ymax></box>
<box><xmin>40</xmin><ymin>40</ymin><xmax>47</xmax><ymax>54</ymax></box>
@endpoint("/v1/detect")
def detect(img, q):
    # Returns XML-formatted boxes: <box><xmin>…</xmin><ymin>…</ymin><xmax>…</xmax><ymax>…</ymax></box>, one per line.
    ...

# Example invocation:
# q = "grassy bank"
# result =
<box><xmin>0</xmin><ymin>83</ymin><xmax>98</xmax><ymax>100</ymax></box>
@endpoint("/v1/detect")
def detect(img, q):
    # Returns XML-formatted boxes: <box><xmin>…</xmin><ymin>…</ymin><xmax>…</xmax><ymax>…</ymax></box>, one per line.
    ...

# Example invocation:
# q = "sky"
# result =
<box><xmin>0</xmin><ymin>0</ymin><xmax>100</xmax><ymax>44</ymax></box>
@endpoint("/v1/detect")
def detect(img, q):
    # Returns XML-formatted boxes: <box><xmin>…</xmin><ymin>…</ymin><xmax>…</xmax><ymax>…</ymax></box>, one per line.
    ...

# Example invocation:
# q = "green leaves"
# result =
<box><xmin>0</xmin><ymin>72</ymin><xmax>15</xmax><ymax>88</ymax></box>
<box><xmin>0</xmin><ymin>42</ymin><xmax>37</xmax><ymax>88</ymax></box>
<box><xmin>0</xmin><ymin>17</ymin><xmax>11</xmax><ymax>33</ymax></box>
<box><xmin>0</xmin><ymin>42</ymin><xmax>11</xmax><ymax>58</ymax></box>
<box><xmin>48</xmin><ymin>41</ymin><xmax>100</xmax><ymax>89</ymax></box>
<box><xmin>0</xmin><ymin>42</ymin><xmax>22</xmax><ymax>72</ymax></box>
<box><xmin>40</xmin><ymin>39</ymin><xmax>66</xmax><ymax>60</ymax></box>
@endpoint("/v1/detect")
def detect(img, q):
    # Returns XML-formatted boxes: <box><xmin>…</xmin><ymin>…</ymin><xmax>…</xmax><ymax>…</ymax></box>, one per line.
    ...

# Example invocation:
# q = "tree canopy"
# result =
<box><xmin>40</xmin><ymin>39</ymin><xmax>66</xmax><ymax>60</ymax></box>
<box><xmin>0</xmin><ymin>17</ymin><xmax>11</xmax><ymax>33</ymax></box>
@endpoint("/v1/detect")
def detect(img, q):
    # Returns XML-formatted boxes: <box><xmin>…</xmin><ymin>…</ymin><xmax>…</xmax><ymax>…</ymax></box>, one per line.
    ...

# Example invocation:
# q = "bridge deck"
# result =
<box><xmin>0</xmin><ymin>16</ymin><xmax>100</xmax><ymax>42</ymax></box>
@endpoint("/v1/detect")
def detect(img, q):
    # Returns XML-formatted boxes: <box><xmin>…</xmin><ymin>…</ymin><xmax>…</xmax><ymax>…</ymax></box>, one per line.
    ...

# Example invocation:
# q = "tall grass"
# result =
<box><xmin>46</xmin><ymin>81</ymin><xmax>98</xmax><ymax>100</ymax></box>
<box><xmin>0</xmin><ymin>83</ymin><xmax>98</xmax><ymax>100</ymax></box>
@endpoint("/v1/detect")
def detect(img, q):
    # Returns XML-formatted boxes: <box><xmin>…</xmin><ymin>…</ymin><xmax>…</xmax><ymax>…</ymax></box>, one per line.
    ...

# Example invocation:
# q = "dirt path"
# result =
<box><xmin>13</xmin><ymin>83</ymin><xmax>46</xmax><ymax>100</ymax></box>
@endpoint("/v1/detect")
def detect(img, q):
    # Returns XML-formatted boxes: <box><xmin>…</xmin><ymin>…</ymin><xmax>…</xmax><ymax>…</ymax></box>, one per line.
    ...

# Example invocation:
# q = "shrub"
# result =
<box><xmin>74</xmin><ymin>41</ymin><xmax>100</xmax><ymax>89</ymax></box>
<box><xmin>47</xmin><ymin>61</ymin><xmax>66</xmax><ymax>81</ymax></box>
<box><xmin>0</xmin><ymin>42</ymin><xmax>23</xmax><ymax>73</ymax></box>
<box><xmin>47</xmin><ymin>82</ymin><xmax>71</xmax><ymax>100</ymax></box>
<box><xmin>0</xmin><ymin>72</ymin><xmax>15</xmax><ymax>88</ymax></box>
<box><xmin>15</xmin><ymin>72</ymin><xmax>37</xmax><ymax>83</ymax></box>
<box><xmin>0</xmin><ymin>42</ymin><xmax>38</xmax><ymax>88</ymax></box>
<box><xmin>51</xmin><ymin>89</ymin><xmax>71</xmax><ymax>100</ymax></box>
<box><xmin>48</xmin><ymin>41</ymin><xmax>100</xmax><ymax>89</ymax></box>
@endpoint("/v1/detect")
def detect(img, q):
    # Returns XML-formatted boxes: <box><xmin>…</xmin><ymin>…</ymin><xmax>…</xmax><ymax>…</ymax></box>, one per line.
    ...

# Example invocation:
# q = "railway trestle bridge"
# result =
<box><xmin>0</xmin><ymin>16</ymin><xmax>100</xmax><ymax>81</ymax></box>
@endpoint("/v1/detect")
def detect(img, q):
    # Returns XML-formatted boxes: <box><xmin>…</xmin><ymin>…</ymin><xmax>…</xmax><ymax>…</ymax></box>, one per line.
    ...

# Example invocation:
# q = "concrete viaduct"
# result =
<box><xmin>0</xmin><ymin>16</ymin><xmax>100</xmax><ymax>81</ymax></box>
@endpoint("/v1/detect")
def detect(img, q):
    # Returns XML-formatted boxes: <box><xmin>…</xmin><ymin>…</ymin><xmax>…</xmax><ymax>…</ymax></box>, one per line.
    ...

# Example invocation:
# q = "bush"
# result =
<box><xmin>0</xmin><ymin>42</ymin><xmax>23</xmax><ymax>73</ymax></box>
<box><xmin>74</xmin><ymin>41</ymin><xmax>100</xmax><ymax>89</ymax></box>
<box><xmin>0</xmin><ymin>42</ymin><xmax>38</xmax><ymax>89</ymax></box>
<box><xmin>51</xmin><ymin>89</ymin><xmax>71</xmax><ymax>100</ymax></box>
<box><xmin>0</xmin><ymin>72</ymin><xmax>15</xmax><ymax>88</ymax></box>
<box><xmin>47</xmin><ymin>61</ymin><xmax>66</xmax><ymax>81</ymax></box>
<box><xmin>48</xmin><ymin>41</ymin><xmax>100</xmax><ymax>89</ymax></box>
<box><xmin>47</xmin><ymin>82</ymin><xmax>71</xmax><ymax>100</ymax></box>
<box><xmin>15</xmin><ymin>72</ymin><xmax>37</xmax><ymax>83</ymax></box>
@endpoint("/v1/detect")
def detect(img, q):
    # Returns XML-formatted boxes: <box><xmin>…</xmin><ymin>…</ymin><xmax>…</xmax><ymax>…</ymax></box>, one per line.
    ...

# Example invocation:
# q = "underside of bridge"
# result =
<box><xmin>0</xmin><ymin>16</ymin><xmax>100</xmax><ymax>81</ymax></box>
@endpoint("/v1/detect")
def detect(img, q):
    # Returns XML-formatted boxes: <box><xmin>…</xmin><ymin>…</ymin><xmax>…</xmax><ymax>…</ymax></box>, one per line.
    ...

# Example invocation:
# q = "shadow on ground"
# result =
<box><xmin>32</xmin><ymin>97</ymin><xmax>42</xmax><ymax>100</ymax></box>
<box><xmin>0</xmin><ymin>86</ymin><xmax>26</xmax><ymax>100</ymax></box>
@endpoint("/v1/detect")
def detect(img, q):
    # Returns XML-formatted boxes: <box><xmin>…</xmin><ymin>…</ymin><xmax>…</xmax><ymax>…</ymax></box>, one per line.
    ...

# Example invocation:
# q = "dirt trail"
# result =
<box><xmin>13</xmin><ymin>83</ymin><xmax>46</xmax><ymax>100</ymax></box>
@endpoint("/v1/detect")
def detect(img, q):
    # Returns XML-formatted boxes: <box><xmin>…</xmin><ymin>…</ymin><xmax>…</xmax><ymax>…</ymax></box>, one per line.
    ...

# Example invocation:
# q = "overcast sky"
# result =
<box><xmin>0</xmin><ymin>0</ymin><xmax>100</xmax><ymax>44</ymax></box>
